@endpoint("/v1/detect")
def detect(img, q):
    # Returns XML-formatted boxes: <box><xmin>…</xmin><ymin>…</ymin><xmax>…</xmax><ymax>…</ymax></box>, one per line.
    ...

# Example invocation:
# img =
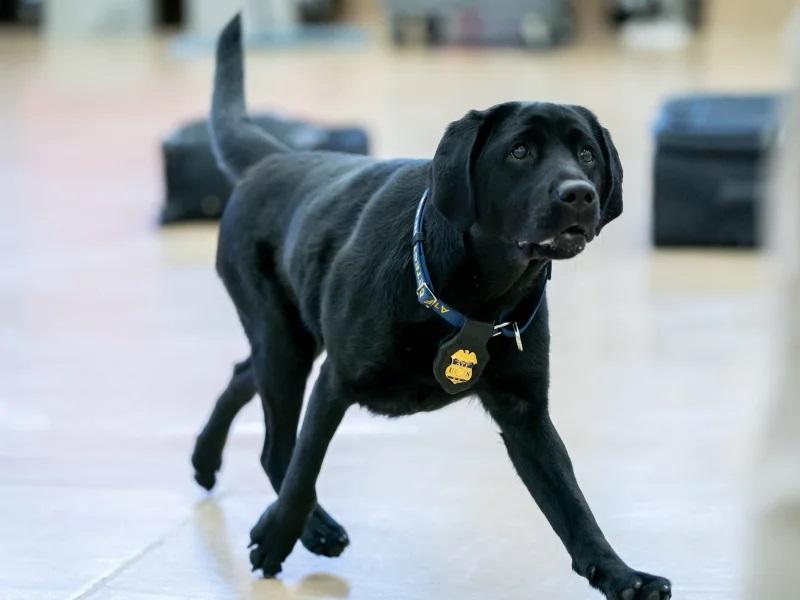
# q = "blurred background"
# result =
<box><xmin>1</xmin><ymin>1</ymin><xmax>797</xmax><ymax>599</ymax></box>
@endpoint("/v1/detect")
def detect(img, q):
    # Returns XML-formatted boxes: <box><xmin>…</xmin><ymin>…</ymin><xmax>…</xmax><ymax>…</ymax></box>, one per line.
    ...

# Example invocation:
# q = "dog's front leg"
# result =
<box><xmin>481</xmin><ymin>391</ymin><xmax>671</xmax><ymax>600</ymax></box>
<box><xmin>248</xmin><ymin>361</ymin><xmax>350</xmax><ymax>577</ymax></box>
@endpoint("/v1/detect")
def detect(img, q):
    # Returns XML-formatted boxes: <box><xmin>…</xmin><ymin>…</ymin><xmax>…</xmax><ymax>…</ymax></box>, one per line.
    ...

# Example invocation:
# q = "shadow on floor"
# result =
<box><xmin>194</xmin><ymin>498</ymin><xmax>351</xmax><ymax>599</ymax></box>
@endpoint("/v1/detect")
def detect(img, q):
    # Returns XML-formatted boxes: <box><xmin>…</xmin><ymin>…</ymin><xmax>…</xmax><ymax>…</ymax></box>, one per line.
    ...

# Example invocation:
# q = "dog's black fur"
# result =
<box><xmin>191</xmin><ymin>15</ymin><xmax>671</xmax><ymax>600</ymax></box>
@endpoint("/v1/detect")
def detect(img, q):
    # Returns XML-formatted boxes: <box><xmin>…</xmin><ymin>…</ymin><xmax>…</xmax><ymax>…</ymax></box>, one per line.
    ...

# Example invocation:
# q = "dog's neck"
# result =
<box><xmin>422</xmin><ymin>206</ymin><xmax>549</xmax><ymax>323</ymax></box>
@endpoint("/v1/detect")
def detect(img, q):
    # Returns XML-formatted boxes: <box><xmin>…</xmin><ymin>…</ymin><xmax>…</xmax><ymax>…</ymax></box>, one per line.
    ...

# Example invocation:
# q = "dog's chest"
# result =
<box><xmin>336</xmin><ymin>310</ymin><xmax>547</xmax><ymax>417</ymax></box>
<box><xmin>345</xmin><ymin>322</ymin><xmax>475</xmax><ymax>416</ymax></box>
<box><xmin>357</xmin><ymin>385</ymin><xmax>461</xmax><ymax>417</ymax></box>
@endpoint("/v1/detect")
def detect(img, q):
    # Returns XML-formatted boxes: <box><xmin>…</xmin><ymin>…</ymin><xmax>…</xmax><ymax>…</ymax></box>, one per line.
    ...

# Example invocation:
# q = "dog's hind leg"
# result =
<box><xmin>192</xmin><ymin>357</ymin><xmax>257</xmax><ymax>490</ymax></box>
<box><xmin>247</xmin><ymin>284</ymin><xmax>350</xmax><ymax>560</ymax></box>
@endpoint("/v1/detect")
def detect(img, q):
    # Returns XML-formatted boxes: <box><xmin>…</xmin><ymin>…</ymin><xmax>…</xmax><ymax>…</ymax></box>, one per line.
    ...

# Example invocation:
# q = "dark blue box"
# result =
<box><xmin>652</xmin><ymin>94</ymin><xmax>779</xmax><ymax>247</ymax></box>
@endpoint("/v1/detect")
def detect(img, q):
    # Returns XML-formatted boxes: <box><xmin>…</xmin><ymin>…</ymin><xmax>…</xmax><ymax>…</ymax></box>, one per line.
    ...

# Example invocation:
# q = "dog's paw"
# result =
<box><xmin>301</xmin><ymin>505</ymin><xmax>349</xmax><ymax>557</ymax></box>
<box><xmin>248</xmin><ymin>502</ymin><xmax>303</xmax><ymax>577</ymax></box>
<box><xmin>587</xmin><ymin>562</ymin><xmax>671</xmax><ymax>600</ymax></box>
<box><xmin>191</xmin><ymin>437</ymin><xmax>221</xmax><ymax>491</ymax></box>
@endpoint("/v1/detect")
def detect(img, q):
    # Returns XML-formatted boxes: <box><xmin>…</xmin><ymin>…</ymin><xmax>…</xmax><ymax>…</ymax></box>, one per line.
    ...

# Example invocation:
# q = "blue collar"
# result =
<box><xmin>412</xmin><ymin>189</ymin><xmax>551</xmax><ymax>349</ymax></box>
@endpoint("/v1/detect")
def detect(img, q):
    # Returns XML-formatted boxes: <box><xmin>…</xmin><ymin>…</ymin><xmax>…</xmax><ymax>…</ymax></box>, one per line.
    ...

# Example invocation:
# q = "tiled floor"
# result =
<box><xmin>0</xmin><ymin>6</ymin><xmax>790</xmax><ymax>600</ymax></box>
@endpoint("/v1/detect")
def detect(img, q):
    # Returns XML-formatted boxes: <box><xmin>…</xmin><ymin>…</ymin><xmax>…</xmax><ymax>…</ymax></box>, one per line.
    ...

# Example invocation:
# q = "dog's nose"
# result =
<box><xmin>556</xmin><ymin>180</ymin><xmax>597</xmax><ymax>205</ymax></box>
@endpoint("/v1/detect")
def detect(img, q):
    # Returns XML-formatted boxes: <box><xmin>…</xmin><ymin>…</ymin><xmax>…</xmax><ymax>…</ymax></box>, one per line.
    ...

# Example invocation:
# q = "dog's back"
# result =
<box><xmin>216</xmin><ymin>151</ymin><xmax>417</xmax><ymax>339</ymax></box>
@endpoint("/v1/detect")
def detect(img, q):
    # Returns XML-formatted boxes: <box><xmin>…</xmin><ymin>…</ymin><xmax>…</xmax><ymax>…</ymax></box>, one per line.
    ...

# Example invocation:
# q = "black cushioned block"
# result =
<box><xmin>652</xmin><ymin>94</ymin><xmax>779</xmax><ymax>247</ymax></box>
<box><xmin>160</xmin><ymin>113</ymin><xmax>369</xmax><ymax>224</ymax></box>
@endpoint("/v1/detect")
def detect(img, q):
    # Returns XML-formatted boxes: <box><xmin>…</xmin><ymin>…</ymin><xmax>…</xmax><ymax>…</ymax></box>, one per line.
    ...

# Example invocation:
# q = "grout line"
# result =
<box><xmin>69</xmin><ymin>536</ymin><xmax>170</xmax><ymax>600</ymax></box>
<box><xmin>69</xmin><ymin>492</ymin><xmax>227</xmax><ymax>600</ymax></box>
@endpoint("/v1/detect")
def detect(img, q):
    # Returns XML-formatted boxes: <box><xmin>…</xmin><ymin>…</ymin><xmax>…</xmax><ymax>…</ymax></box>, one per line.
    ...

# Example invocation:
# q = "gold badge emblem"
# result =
<box><xmin>444</xmin><ymin>349</ymin><xmax>478</xmax><ymax>385</ymax></box>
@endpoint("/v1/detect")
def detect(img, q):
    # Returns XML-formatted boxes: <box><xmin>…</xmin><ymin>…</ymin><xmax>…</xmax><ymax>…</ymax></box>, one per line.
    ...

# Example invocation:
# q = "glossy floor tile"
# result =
<box><xmin>0</xmin><ymin>4</ymin><xmax>790</xmax><ymax>599</ymax></box>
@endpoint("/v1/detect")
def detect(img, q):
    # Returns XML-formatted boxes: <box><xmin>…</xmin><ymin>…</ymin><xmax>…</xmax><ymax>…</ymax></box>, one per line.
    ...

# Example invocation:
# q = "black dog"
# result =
<box><xmin>191</xmin><ymin>14</ymin><xmax>671</xmax><ymax>600</ymax></box>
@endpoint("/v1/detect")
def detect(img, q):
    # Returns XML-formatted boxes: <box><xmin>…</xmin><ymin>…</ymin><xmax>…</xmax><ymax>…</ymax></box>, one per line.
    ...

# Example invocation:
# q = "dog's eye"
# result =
<box><xmin>579</xmin><ymin>146</ymin><xmax>595</xmax><ymax>163</ymax></box>
<box><xmin>511</xmin><ymin>145</ymin><xmax>529</xmax><ymax>160</ymax></box>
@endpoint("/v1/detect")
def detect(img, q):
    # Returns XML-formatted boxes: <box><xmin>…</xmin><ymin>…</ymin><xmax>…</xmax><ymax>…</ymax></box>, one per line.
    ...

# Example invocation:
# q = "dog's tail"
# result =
<box><xmin>210</xmin><ymin>13</ymin><xmax>289</xmax><ymax>182</ymax></box>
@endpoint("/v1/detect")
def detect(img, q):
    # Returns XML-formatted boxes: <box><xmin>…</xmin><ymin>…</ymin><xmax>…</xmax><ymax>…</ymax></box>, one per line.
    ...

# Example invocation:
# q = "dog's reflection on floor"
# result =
<box><xmin>253</xmin><ymin>572</ymin><xmax>351</xmax><ymax>599</ymax></box>
<box><xmin>193</xmin><ymin>498</ymin><xmax>351</xmax><ymax>599</ymax></box>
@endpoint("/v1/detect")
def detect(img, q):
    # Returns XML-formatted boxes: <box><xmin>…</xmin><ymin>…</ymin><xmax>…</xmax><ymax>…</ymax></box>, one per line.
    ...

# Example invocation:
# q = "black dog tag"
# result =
<box><xmin>433</xmin><ymin>319</ymin><xmax>494</xmax><ymax>395</ymax></box>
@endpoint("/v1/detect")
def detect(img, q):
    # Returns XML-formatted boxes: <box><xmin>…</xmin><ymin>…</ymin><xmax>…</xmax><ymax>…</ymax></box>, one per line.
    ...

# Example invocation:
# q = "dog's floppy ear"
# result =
<box><xmin>429</xmin><ymin>103</ymin><xmax>516</xmax><ymax>231</ymax></box>
<box><xmin>597</xmin><ymin>125</ymin><xmax>623</xmax><ymax>231</ymax></box>
<box><xmin>571</xmin><ymin>106</ymin><xmax>623</xmax><ymax>232</ymax></box>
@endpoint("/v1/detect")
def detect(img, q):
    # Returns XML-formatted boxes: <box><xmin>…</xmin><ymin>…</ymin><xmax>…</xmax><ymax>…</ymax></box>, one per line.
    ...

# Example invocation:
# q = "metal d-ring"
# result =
<box><xmin>492</xmin><ymin>321</ymin><xmax>523</xmax><ymax>351</ymax></box>
<box><xmin>512</xmin><ymin>321</ymin><xmax>523</xmax><ymax>352</ymax></box>
<box><xmin>492</xmin><ymin>321</ymin><xmax>512</xmax><ymax>337</ymax></box>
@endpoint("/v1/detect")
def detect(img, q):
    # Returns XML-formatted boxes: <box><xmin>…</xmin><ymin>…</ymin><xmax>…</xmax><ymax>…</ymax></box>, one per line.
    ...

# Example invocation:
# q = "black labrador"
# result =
<box><xmin>191</xmin><ymin>14</ymin><xmax>671</xmax><ymax>600</ymax></box>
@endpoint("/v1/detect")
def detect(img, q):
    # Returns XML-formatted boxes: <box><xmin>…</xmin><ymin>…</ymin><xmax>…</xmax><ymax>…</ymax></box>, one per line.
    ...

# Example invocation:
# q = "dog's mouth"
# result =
<box><xmin>515</xmin><ymin>224</ymin><xmax>590</xmax><ymax>259</ymax></box>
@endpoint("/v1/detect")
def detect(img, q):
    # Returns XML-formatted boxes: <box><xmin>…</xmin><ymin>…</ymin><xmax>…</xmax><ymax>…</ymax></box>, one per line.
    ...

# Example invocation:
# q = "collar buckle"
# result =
<box><xmin>417</xmin><ymin>281</ymin><xmax>436</xmax><ymax>305</ymax></box>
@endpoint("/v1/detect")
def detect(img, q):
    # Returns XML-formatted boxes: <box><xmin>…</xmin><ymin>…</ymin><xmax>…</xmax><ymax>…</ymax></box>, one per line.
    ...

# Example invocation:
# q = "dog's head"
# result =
<box><xmin>430</xmin><ymin>102</ymin><xmax>622</xmax><ymax>260</ymax></box>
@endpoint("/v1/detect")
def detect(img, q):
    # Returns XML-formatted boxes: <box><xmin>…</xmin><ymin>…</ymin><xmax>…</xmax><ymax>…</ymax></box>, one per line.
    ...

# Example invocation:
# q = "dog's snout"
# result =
<box><xmin>556</xmin><ymin>180</ymin><xmax>597</xmax><ymax>205</ymax></box>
